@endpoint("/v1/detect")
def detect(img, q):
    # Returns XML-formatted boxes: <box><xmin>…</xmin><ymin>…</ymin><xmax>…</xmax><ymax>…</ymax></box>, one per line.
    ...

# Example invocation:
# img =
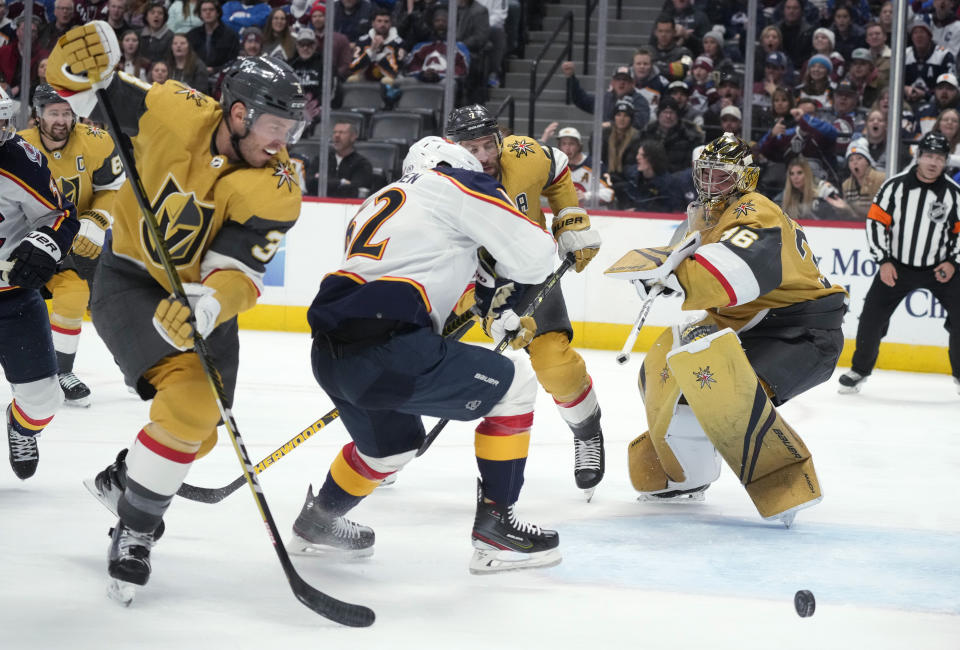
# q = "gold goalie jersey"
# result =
<box><xmin>497</xmin><ymin>135</ymin><xmax>584</xmax><ymax>230</ymax></box>
<box><xmin>674</xmin><ymin>192</ymin><xmax>847</xmax><ymax>331</ymax></box>
<box><xmin>106</xmin><ymin>74</ymin><xmax>302</xmax><ymax>294</ymax></box>
<box><xmin>18</xmin><ymin>123</ymin><xmax>125</xmax><ymax>216</ymax></box>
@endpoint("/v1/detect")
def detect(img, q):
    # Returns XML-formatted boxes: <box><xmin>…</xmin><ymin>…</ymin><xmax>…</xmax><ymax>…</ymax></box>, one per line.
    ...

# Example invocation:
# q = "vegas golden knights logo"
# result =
<box><xmin>142</xmin><ymin>175</ymin><xmax>216</xmax><ymax>267</ymax></box>
<box><xmin>57</xmin><ymin>175</ymin><xmax>81</xmax><ymax>206</ymax></box>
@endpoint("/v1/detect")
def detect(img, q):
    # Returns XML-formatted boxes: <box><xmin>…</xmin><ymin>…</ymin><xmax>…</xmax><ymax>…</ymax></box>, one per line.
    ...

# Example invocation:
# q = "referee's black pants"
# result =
<box><xmin>851</xmin><ymin>262</ymin><xmax>960</xmax><ymax>379</ymax></box>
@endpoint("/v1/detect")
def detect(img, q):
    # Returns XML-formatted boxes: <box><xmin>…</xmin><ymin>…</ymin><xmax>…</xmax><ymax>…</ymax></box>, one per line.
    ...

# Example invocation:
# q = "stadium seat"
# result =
<box><xmin>395</xmin><ymin>84</ymin><xmax>445</xmax><ymax>132</ymax></box>
<box><xmin>340</xmin><ymin>82</ymin><xmax>384</xmax><ymax>117</ymax></box>
<box><xmin>354</xmin><ymin>141</ymin><xmax>402</xmax><ymax>183</ymax></box>
<box><xmin>369</xmin><ymin>112</ymin><xmax>423</xmax><ymax>146</ymax></box>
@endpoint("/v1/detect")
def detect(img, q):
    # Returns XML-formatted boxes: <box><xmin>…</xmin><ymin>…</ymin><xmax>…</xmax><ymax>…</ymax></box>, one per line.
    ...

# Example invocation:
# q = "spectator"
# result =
<box><xmin>687</xmin><ymin>54</ymin><xmax>718</xmax><ymax>118</ymax></box>
<box><xmin>776</xmin><ymin>154</ymin><xmax>843</xmax><ymax>220</ymax></box>
<box><xmin>456</xmin><ymin>0</ymin><xmax>490</xmax><ymax>104</ymax></box>
<box><xmin>807</xmin><ymin>27</ymin><xmax>845</xmax><ymax>82</ymax></box>
<box><xmin>631</xmin><ymin>47</ymin><xmax>670</xmax><ymax>119</ymax></box>
<box><xmin>563</xmin><ymin>63</ymin><xmax>652</xmax><ymax>130</ymax></box>
<box><xmin>118</xmin><ymin>29</ymin><xmax>150</xmax><ymax>81</ymax></box>
<box><xmin>905</xmin><ymin>20</ymin><xmax>955</xmax><ymax>108</ymax></box>
<box><xmin>832</xmin><ymin>79</ymin><xmax>865</xmax><ymax>165</ymax></box>
<box><xmin>702</xmin><ymin>71</ymin><xmax>743</xmax><ymax>142</ymax></box>
<box><xmin>75</xmin><ymin>0</ymin><xmax>109</xmax><ymax>24</ymax></box>
<box><xmin>187</xmin><ymin>0</ymin><xmax>241</xmax><ymax>74</ymax></box>
<box><xmin>754</xmin><ymin>51</ymin><xmax>789</xmax><ymax>112</ymax></box>
<box><xmin>757</xmin><ymin>100</ymin><xmax>839</xmax><ymax>179</ymax></box>
<box><xmin>864</xmin><ymin>22</ymin><xmax>891</xmax><ymax>90</ymax></box>
<box><xmin>649</xmin><ymin>15</ymin><xmax>693</xmax><ymax>80</ymax></box>
<box><xmin>168</xmin><ymin>0</ymin><xmax>203</xmax><ymax>35</ymax></box>
<box><xmin>860</xmin><ymin>107</ymin><xmax>910</xmax><ymax>173</ymax></box>
<box><xmin>665</xmin><ymin>0</ymin><xmax>711</xmax><ymax>56</ymax></box>
<box><xmin>167</xmin><ymin>32</ymin><xmax>209</xmax><ymax>92</ymax></box>
<box><xmin>476</xmin><ymin>0</ymin><xmax>507</xmax><ymax>87</ymax></box>
<box><xmin>828</xmin><ymin>5</ymin><xmax>864</xmax><ymax>63</ymax></box>
<box><xmin>335</xmin><ymin>0</ymin><xmax>374</xmax><ymax>44</ymax></box>
<box><xmin>127</xmin><ymin>0</ymin><xmax>152</xmax><ymax>29</ymax></box>
<box><xmin>541</xmin><ymin>125</ymin><xmax>614</xmax><ymax>207</ymax></box>
<box><xmin>755</xmin><ymin>24</ymin><xmax>791</xmax><ymax>83</ymax></box>
<box><xmin>393</xmin><ymin>0</ymin><xmax>434</xmax><ymax>51</ymax></box>
<box><xmin>621</xmin><ymin>139</ymin><xmax>690</xmax><ymax>212</ymax></box>
<box><xmin>140</xmin><ymin>2</ymin><xmax>174</xmax><ymax>63</ymax></box>
<box><xmin>0</xmin><ymin>14</ymin><xmax>48</xmax><ymax>99</ymax></box>
<box><xmin>348</xmin><ymin>8</ymin><xmax>402</xmax><ymax>84</ymax></box>
<box><xmin>403</xmin><ymin>7</ymin><xmax>469</xmax><ymax>85</ymax></box>
<box><xmin>917</xmin><ymin>72</ymin><xmax>960</xmax><ymax>137</ymax></box>
<box><xmin>328</xmin><ymin>121</ymin><xmax>373</xmax><ymax>199</ymax></box>
<box><xmin>700</xmin><ymin>29</ymin><xmax>734</xmax><ymax>77</ymax></box>
<box><xmin>309</xmin><ymin>2</ymin><xmax>352</xmax><ymax>80</ymax></box>
<box><xmin>667</xmin><ymin>79</ymin><xmax>700</xmax><ymax>126</ymax></box>
<box><xmin>777</xmin><ymin>0</ymin><xmax>814</xmax><ymax>65</ymax></box>
<box><xmin>640</xmin><ymin>96</ymin><xmax>702</xmax><ymax>172</ymax></box>
<box><xmin>38</xmin><ymin>0</ymin><xmax>77</xmax><ymax>52</ymax></box>
<box><xmin>602</xmin><ymin>99</ymin><xmax>642</xmax><ymax>185</ymax></box>
<box><xmin>105</xmin><ymin>0</ymin><xmax>132</xmax><ymax>39</ymax></box>
<box><xmin>289</xmin><ymin>27</ymin><xmax>324</xmax><ymax>95</ymax></box>
<box><xmin>263</xmin><ymin>8</ymin><xmax>296</xmax><ymax>60</ymax></box>
<box><xmin>878</xmin><ymin>0</ymin><xmax>893</xmax><ymax>43</ymax></box>
<box><xmin>833</xmin><ymin>137</ymin><xmax>887</xmax><ymax>221</ymax></box>
<box><xmin>797</xmin><ymin>54</ymin><xmax>834</xmax><ymax>110</ymax></box>
<box><xmin>719</xmin><ymin>105</ymin><xmax>743</xmax><ymax>141</ymax></box>
<box><xmin>222</xmin><ymin>0</ymin><xmax>272</xmax><ymax>34</ymax></box>
<box><xmin>149</xmin><ymin>59</ymin><xmax>170</xmax><ymax>84</ymax></box>
<box><xmin>239</xmin><ymin>26</ymin><xmax>264</xmax><ymax>57</ymax></box>
<box><xmin>845</xmin><ymin>48</ymin><xmax>879</xmax><ymax>108</ymax></box>
<box><xmin>934</xmin><ymin>108</ymin><xmax>960</xmax><ymax>175</ymax></box>
<box><xmin>756</xmin><ymin>84</ymin><xmax>797</xmax><ymax>133</ymax></box>
<box><xmin>929</xmin><ymin>0</ymin><xmax>960</xmax><ymax>57</ymax></box>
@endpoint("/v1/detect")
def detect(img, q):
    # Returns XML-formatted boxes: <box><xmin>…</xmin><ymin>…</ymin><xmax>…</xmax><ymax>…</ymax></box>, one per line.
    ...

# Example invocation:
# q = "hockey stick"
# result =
<box><xmin>95</xmin><ymin>89</ymin><xmax>374</xmax><ymax>627</ymax></box>
<box><xmin>415</xmin><ymin>253</ymin><xmax>576</xmax><ymax>457</ymax></box>
<box><xmin>176</xmin><ymin>309</ymin><xmax>478</xmax><ymax>504</ymax></box>
<box><xmin>615</xmin><ymin>285</ymin><xmax>662</xmax><ymax>365</ymax></box>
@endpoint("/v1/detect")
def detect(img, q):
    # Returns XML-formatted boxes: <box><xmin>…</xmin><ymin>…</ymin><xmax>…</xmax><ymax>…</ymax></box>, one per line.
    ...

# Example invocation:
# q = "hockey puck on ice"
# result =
<box><xmin>794</xmin><ymin>590</ymin><xmax>816</xmax><ymax>617</ymax></box>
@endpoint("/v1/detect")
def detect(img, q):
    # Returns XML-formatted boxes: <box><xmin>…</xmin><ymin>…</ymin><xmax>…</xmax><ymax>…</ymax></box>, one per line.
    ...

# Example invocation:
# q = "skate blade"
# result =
<box><xmin>763</xmin><ymin>496</ymin><xmax>822</xmax><ymax>529</ymax></box>
<box><xmin>583</xmin><ymin>487</ymin><xmax>596</xmax><ymax>503</ymax></box>
<box><xmin>837</xmin><ymin>384</ymin><xmax>861</xmax><ymax>394</ymax></box>
<box><xmin>285</xmin><ymin>534</ymin><xmax>374</xmax><ymax>560</ymax></box>
<box><xmin>63</xmin><ymin>396</ymin><xmax>92</xmax><ymax>408</ymax></box>
<box><xmin>468</xmin><ymin>547</ymin><xmax>562</xmax><ymax>575</ymax></box>
<box><xmin>377</xmin><ymin>473</ymin><xmax>399</xmax><ymax>488</ymax></box>
<box><xmin>637</xmin><ymin>492</ymin><xmax>706</xmax><ymax>503</ymax></box>
<box><xmin>107</xmin><ymin>579</ymin><xmax>136</xmax><ymax>607</ymax></box>
<box><xmin>82</xmin><ymin>477</ymin><xmax>119</xmax><ymax>516</ymax></box>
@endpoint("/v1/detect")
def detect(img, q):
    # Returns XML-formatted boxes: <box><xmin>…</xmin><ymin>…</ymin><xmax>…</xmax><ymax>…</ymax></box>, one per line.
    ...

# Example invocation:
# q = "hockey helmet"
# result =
<box><xmin>0</xmin><ymin>86</ymin><xmax>15</xmax><ymax>145</ymax></box>
<box><xmin>918</xmin><ymin>130</ymin><xmax>950</xmax><ymax>157</ymax></box>
<box><xmin>445</xmin><ymin>104</ymin><xmax>502</xmax><ymax>149</ymax></box>
<box><xmin>32</xmin><ymin>82</ymin><xmax>76</xmax><ymax>136</ymax></box>
<box><xmin>693</xmin><ymin>131</ymin><xmax>759</xmax><ymax>207</ymax></box>
<box><xmin>220</xmin><ymin>56</ymin><xmax>307</xmax><ymax>145</ymax></box>
<box><xmin>402</xmin><ymin>136</ymin><xmax>483</xmax><ymax>175</ymax></box>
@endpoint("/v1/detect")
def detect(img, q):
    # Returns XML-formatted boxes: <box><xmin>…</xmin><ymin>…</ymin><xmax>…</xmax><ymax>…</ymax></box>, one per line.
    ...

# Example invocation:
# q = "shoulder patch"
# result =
<box><xmin>82</xmin><ymin>124</ymin><xmax>108</xmax><ymax>139</ymax></box>
<box><xmin>272</xmin><ymin>160</ymin><xmax>298</xmax><ymax>191</ymax></box>
<box><xmin>508</xmin><ymin>138</ymin><xmax>537</xmax><ymax>158</ymax></box>
<box><xmin>733</xmin><ymin>199</ymin><xmax>756</xmax><ymax>218</ymax></box>
<box><xmin>18</xmin><ymin>139</ymin><xmax>43</xmax><ymax>166</ymax></box>
<box><xmin>175</xmin><ymin>86</ymin><xmax>210</xmax><ymax>107</ymax></box>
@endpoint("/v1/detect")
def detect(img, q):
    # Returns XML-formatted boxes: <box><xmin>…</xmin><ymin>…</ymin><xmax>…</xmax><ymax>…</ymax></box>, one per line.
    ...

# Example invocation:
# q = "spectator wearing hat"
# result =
<box><xmin>844</xmin><ymin>47</ymin><xmax>879</xmax><ymax>108</ymax></box>
<box><xmin>239</xmin><ymin>26</ymin><xmax>264</xmax><ymax>57</ymax></box>
<box><xmin>539</xmin><ymin>125</ymin><xmax>615</xmax><ymax>207</ymax></box>
<box><xmin>905</xmin><ymin>20</ymin><xmax>955</xmax><ymax>107</ymax></box>
<box><xmin>719</xmin><ymin>104</ymin><xmax>743</xmax><ymax>139</ymax></box>
<box><xmin>0</xmin><ymin>12</ymin><xmax>48</xmax><ymax>98</ymax></box>
<box><xmin>917</xmin><ymin>72</ymin><xmax>960</xmax><ymax>137</ymax></box>
<box><xmin>289</xmin><ymin>27</ymin><xmax>324</xmax><ymax>96</ymax></box>
<box><xmin>187</xmin><ymin>0</ymin><xmax>240</xmax><ymax>75</ymax></box>
<box><xmin>832</xmin><ymin>137</ymin><xmax>886</xmax><ymax>222</ymax></box>
<box><xmin>139</xmin><ymin>2</ymin><xmax>174</xmax><ymax>63</ymax></box>
<box><xmin>309</xmin><ymin>2</ymin><xmax>352</xmax><ymax>80</ymax></box>
<box><xmin>663</xmin><ymin>0</ymin><xmax>710</xmax><ymax>56</ymax></box>
<box><xmin>700</xmin><ymin>28</ymin><xmax>735</xmax><ymax>77</ymax></box>
<box><xmin>667</xmin><ymin>79</ymin><xmax>701</xmax><ymax>126</ymax></box>
<box><xmin>827</xmin><ymin>5</ymin><xmax>865</xmax><ymax>63</ymax></box>
<box><xmin>687</xmin><ymin>54</ymin><xmax>718</xmax><ymax>119</ymax></box>
<box><xmin>334</xmin><ymin>0</ymin><xmax>374</xmax><ymax>45</ymax></box>
<box><xmin>807</xmin><ymin>27</ymin><xmax>845</xmax><ymax>83</ymax></box>
<box><xmin>864</xmin><ymin>21</ymin><xmax>891</xmax><ymax>89</ymax></box>
<box><xmin>649</xmin><ymin>15</ymin><xmax>693</xmax><ymax>81</ymax></box>
<box><xmin>702</xmin><ymin>71</ymin><xmax>742</xmax><ymax>142</ymax></box>
<box><xmin>631</xmin><ymin>47</ymin><xmax>670</xmax><ymax>121</ymax></box>
<box><xmin>639</xmin><ymin>96</ymin><xmax>702</xmax><ymax>172</ymax></box>
<box><xmin>832</xmin><ymin>79</ymin><xmax>867</xmax><ymax>166</ymax></box>
<box><xmin>754</xmin><ymin>51</ymin><xmax>790</xmax><ymax>112</ymax></box>
<box><xmin>348</xmin><ymin>8</ymin><xmax>402</xmax><ymax>84</ymax></box>
<box><xmin>222</xmin><ymin>0</ymin><xmax>272</xmax><ymax>34</ymax></box>
<box><xmin>601</xmin><ymin>99</ymin><xmax>642</xmax><ymax>185</ymax></box>
<box><xmin>776</xmin><ymin>0</ymin><xmax>814</xmax><ymax>66</ymax></box>
<box><xmin>797</xmin><ymin>54</ymin><xmax>835</xmax><ymax>111</ymax></box>
<box><xmin>562</xmin><ymin>62</ymin><xmax>651</xmax><ymax>130</ymax></box>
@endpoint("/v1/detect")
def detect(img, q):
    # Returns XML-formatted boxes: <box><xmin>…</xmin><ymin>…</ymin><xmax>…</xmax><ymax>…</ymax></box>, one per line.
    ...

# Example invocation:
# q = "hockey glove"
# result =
<box><xmin>46</xmin><ymin>21</ymin><xmax>120</xmax><ymax>115</ymax></box>
<box><xmin>483</xmin><ymin>309</ymin><xmax>537</xmax><ymax>350</ymax></box>
<box><xmin>153</xmin><ymin>283</ymin><xmax>222</xmax><ymax>351</ymax></box>
<box><xmin>474</xmin><ymin>247</ymin><xmax>518</xmax><ymax>317</ymax></box>
<box><xmin>71</xmin><ymin>210</ymin><xmax>110</xmax><ymax>259</ymax></box>
<box><xmin>553</xmin><ymin>210</ymin><xmax>601</xmax><ymax>272</ymax></box>
<box><xmin>6</xmin><ymin>228</ymin><xmax>63</xmax><ymax>289</ymax></box>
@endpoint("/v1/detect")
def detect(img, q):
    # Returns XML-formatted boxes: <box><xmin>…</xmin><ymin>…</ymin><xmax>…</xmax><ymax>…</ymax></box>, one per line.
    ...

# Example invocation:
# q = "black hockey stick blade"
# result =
<box><xmin>291</xmin><ymin>572</ymin><xmax>376</xmax><ymax>627</ymax></box>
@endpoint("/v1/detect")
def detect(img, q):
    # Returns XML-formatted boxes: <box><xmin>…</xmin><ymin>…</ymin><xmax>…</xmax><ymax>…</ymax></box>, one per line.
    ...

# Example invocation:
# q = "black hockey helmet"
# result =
<box><xmin>445</xmin><ymin>104</ymin><xmax>502</xmax><ymax>146</ymax></box>
<box><xmin>220</xmin><ymin>56</ymin><xmax>307</xmax><ymax>144</ymax></box>
<box><xmin>918</xmin><ymin>130</ymin><xmax>950</xmax><ymax>156</ymax></box>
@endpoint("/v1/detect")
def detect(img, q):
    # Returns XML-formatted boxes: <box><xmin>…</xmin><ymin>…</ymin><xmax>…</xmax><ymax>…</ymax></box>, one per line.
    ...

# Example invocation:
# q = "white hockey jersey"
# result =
<box><xmin>308</xmin><ymin>166</ymin><xmax>557</xmax><ymax>334</ymax></box>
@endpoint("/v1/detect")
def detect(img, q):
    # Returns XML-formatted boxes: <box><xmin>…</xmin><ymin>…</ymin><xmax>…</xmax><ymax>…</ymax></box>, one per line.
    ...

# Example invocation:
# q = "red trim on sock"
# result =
<box><xmin>476</xmin><ymin>413</ymin><xmax>534</xmax><ymax>436</ymax></box>
<box><xmin>342</xmin><ymin>442</ymin><xmax>392</xmax><ymax>480</ymax></box>
<box><xmin>50</xmin><ymin>323</ymin><xmax>81</xmax><ymax>335</ymax></box>
<box><xmin>136</xmin><ymin>429</ymin><xmax>197</xmax><ymax>464</ymax></box>
<box><xmin>12</xmin><ymin>400</ymin><xmax>54</xmax><ymax>427</ymax></box>
<box><xmin>554</xmin><ymin>377</ymin><xmax>593</xmax><ymax>408</ymax></box>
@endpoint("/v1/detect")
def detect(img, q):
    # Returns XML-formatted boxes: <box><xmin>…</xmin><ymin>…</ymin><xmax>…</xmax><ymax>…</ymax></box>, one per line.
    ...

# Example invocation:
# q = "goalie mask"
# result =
<box><xmin>693</xmin><ymin>132</ymin><xmax>759</xmax><ymax>208</ymax></box>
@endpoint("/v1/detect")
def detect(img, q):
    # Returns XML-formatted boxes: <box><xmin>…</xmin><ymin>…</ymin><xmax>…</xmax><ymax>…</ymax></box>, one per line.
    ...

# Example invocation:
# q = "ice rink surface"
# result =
<box><xmin>1</xmin><ymin>329</ymin><xmax>958</xmax><ymax>649</ymax></box>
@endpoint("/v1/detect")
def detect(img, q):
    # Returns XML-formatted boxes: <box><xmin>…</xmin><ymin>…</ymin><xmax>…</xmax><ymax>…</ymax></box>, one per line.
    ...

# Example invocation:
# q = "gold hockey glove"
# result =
<box><xmin>71</xmin><ymin>210</ymin><xmax>110</xmax><ymax>258</ymax></box>
<box><xmin>553</xmin><ymin>210</ymin><xmax>601</xmax><ymax>272</ymax></box>
<box><xmin>483</xmin><ymin>309</ymin><xmax>537</xmax><ymax>350</ymax></box>
<box><xmin>47</xmin><ymin>21</ymin><xmax>120</xmax><ymax>93</ymax></box>
<box><xmin>152</xmin><ymin>284</ymin><xmax>222</xmax><ymax>351</ymax></box>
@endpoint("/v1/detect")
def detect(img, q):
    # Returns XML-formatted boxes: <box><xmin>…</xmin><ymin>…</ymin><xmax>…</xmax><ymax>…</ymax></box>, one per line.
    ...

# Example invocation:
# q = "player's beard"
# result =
<box><xmin>43</xmin><ymin>122</ymin><xmax>70</xmax><ymax>144</ymax></box>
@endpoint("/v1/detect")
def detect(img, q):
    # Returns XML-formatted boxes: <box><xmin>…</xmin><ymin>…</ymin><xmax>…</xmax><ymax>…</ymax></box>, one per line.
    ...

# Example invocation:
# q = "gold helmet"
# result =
<box><xmin>693</xmin><ymin>132</ymin><xmax>759</xmax><ymax>206</ymax></box>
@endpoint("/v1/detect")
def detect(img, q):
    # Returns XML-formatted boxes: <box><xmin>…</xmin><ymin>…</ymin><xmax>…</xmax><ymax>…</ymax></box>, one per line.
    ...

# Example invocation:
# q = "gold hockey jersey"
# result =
<box><xmin>497</xmin><ymin>135</ymin><xmax>584</xmax><ymax>230</ymax></box>
<box><xmin>674</xmin><ymin>192</ymin><xmax>847</xmax><ymax>331</ymax></box>
<box><xmin>104</xmin><ymin>74</ymin><xmax>302</xmax><ymax>294</ymax></box>
<box><xmin>18</xmin><ymin>123</ymin><xmax>125</xmax><ymax>216</ymax></box>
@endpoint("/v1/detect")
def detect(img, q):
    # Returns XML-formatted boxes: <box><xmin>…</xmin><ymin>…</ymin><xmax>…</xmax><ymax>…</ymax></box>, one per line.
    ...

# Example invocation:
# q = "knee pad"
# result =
<box><xmin>145</xmin><ymin>354</ymin><xmax>221</xmax><ymax>443</ymax></box>
<box><xmin>527</xmin><ymin>331</ymin><xmax>588</xmax><ymax>402</ymax></box>
<box><xmin>10</xmin><ymin>375</ymin><xmax>63</xmax><ymax>432</ymax></box>
<box><xmin>47</xmin><ymin>270</ymin><xmax>90</xmax><ymax>324</ymax></box>
<box><xmin>485</xmin><ymin>353</ymin><xmax>538</xmax><ymax>418</ymax></box>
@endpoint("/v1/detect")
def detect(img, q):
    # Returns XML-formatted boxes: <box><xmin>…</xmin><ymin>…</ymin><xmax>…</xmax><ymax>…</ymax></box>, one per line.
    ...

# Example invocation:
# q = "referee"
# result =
<box><xmin>839</xmin><ymin>131</ymin><xmax>960</xmax><ymax>394</ymax></box>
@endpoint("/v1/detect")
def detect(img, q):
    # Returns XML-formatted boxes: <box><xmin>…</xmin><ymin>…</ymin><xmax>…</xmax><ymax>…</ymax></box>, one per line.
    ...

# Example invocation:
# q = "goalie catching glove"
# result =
<box><xmin>71</xmin><ymin>210</ymin><xmax>111</xmax><ymax>258</ymax></box>
<box><xmin>552</xmin><ymin>209</ymin><xmax>601</xmax><ymax>272</ymax></box>
<box><xmin>153</xmin><ymin>283</ymin><xmax>222</xmax><ymax>351</ymax></box>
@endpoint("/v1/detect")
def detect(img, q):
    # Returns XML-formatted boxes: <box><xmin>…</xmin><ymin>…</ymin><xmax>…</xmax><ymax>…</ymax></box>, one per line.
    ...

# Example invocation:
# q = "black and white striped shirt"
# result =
<box><xmin>867</xmin><ymin>168</ymin><xmax>960</xmax><ymax>268</ymax></box>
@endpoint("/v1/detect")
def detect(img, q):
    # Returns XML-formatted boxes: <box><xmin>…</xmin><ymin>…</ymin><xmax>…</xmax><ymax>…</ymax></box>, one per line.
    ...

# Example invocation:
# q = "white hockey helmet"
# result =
<box><xmin>402</xmin><ymin>136</ymin><xmax>483</xmax><ymax>175</ymax></box>
<box><xmin>0</xmin><ymin>86</ymin><xmax>16</xmax><ymax>146</ymax></box>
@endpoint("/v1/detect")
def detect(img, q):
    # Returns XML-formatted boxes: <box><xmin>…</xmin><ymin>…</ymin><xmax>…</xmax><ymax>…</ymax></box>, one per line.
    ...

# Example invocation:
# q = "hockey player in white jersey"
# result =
<box><xmin>0</xmin><ymin>87</ymin><xmax>79</xmax><ymax>479</ymax></box>
<box><xmin>290</xmin><ymin>136</ymin><xmax>567</xmax><ymax>573</ymax></box>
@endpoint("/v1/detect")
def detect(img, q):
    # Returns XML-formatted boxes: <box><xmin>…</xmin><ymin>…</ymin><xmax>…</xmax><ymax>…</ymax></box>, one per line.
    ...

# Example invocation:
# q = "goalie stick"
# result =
<box><xmin>95</xmin><ymin>88</ymin><xmax>374</xmax><ymax>628</ymax></box>
<box><xmin>416</xmin><ymin>253</ymin><xmax>576</xmax><ymax>457</ymax></box>
<box><xmin>176</xmin><ymin>308</ymin><xmax>478</xmax><ymax>504</ymax></box>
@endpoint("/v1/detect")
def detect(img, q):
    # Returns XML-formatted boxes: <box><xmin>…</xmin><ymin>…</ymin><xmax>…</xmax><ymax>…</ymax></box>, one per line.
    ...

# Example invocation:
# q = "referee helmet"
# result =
<box><xmin>918</xmin><ymin>131</ymin><xmax>950</xmax><ymax>157</ymax></box>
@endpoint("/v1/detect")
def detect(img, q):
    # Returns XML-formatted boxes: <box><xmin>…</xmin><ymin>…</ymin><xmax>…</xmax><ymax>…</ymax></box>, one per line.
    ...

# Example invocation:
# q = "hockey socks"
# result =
<box><xmin>474</xmin><ymin>413</ymin><xmax>531</xmax><ymax>505</ymax></box>
<box><xmin>118</xmin><ymin>427</ymin><xmax>198</xmax><ymax>533</ymax></box>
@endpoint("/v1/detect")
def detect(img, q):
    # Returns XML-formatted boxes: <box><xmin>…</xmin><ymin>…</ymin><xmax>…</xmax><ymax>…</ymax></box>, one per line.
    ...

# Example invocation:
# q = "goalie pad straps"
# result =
<box><xmin>666</xmin><ymin>329</ymin><xmax>822</xmax><ymax>519</ymax></box>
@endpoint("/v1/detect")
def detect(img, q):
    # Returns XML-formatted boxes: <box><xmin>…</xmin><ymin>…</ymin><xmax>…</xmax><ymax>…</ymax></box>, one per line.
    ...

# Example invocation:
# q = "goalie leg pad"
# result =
<box><xmin>627</xmin><ymin>432</ymin><xmax>668</xmax><ymax>492</ymax></box>
<box><xmin>666</xmin><ymin>329</ymin><xmax>822</xmax><ymax>518</ymax></box>
<box><xmin>638</xmin><ymin>327</ymin><xmax>686</xmax><ymax>481</ymax></box>
<box><xmin>145</xmin><ymin>354</ymin><xmax>221</xmax><ymax>444</ymax></box>
<box><xmin>528</xmin><ymin>331</ymin><xmax>590</xmax><ymax>404</ymax></box>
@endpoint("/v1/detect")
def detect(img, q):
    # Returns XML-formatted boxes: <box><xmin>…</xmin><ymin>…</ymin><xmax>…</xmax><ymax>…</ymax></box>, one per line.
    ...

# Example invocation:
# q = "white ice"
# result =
<box><xmin>1</xmin><ymin>329</ymin><xmax>958</xmax><ymax>649</ymax></box>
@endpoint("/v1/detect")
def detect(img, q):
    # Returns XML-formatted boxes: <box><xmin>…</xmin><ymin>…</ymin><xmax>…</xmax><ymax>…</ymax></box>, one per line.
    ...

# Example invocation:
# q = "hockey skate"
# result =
<box><xmin>6</xmin><ymin>405</ymin><xmax>39</xmax><ymax>480</ymax></box>
<box><xmin>286</xmin><ymin>484</ymin><xmax>375</xmax><ymax>558</ymax></box>
<box><xmin>838</xmin><ymin>370</ymin><xmax>867</xmax><ymax>394</ymax></box>
<box><xmin>107</xmin><ymin>520</ymin><xmax>157</xmax><ymax>605</ymax></box>
<box><xmin>636</xmin><ymin>484</ymin><xmax>709</xmax><ymax>503</ymax></box>
<box><xmin>59</xmin><ymin>372</ymin><xmax>91</xmax><ymax>408</ymax></box>
<box><xmin>469</xmin><ymin>480</ymin><xmax>561</xmax><ymax>574</ymax></box>
<box><xmin>573</xmin><ymin>432</ymin><xmax>605</xmax><ymax>502</ymax></box>
<box><xmin>954</xmin><ymin>377</ymin><xmax>959</xmax><ymax>395</ymax></box>
<box><xmin>84</xmin><ymin>449</ymin><xmax>165</xmax><ymax>540</ymax></box>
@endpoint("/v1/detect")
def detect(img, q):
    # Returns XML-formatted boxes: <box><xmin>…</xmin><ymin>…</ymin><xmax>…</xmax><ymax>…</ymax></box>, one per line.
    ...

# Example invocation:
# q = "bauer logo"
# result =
<box><xmin>263</xmin><ymin>244</ymin><xmax>286</xmax><ymax>286</ymax></box>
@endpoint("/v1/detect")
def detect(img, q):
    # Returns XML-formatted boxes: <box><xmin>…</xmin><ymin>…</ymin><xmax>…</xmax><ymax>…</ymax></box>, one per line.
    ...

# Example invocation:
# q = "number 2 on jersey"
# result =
<box><xmin>344</xmin><ymin>188</ymin><xmax>406</xmax><ymax>260</ymax></box>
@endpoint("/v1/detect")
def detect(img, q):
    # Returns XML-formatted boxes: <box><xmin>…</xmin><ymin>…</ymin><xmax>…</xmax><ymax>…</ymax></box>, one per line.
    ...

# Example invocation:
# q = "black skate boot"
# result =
<box><xmin>470</xmin><ymin>480</ymin><xmax>561</xmax><ymax>574</ymax></box>
<box><xmin>107</xmin><ymin>520</ymin><xmax>157</xmax><ymax>605</ymax></box>
<box><xmin>6</xmin><ymin>405</ymin><xmax>39</xmax><ymax>480</ymax></box>
<box><xmin>59</xmin><ymin>372</ymin><xmax>91</xmax><ymax>408</ymax></box>
<box><xmin>838</xmin><ymin>370</ymin><xmax>867</xmax><ymax>394</ymax></box>
<box><xmin>286</xmin><ymin>484</ymin><xmax>375</xmax><ymax>557</ymax></box>
<box><xmin>84</xmin><ymin>449</ymin><xmax>165</xmax><ymax>540</ymax></box>
<box><xmin>573</xmin><ymin>431</ymin><xmax>605</xmax><ymax>501</ymax></box>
